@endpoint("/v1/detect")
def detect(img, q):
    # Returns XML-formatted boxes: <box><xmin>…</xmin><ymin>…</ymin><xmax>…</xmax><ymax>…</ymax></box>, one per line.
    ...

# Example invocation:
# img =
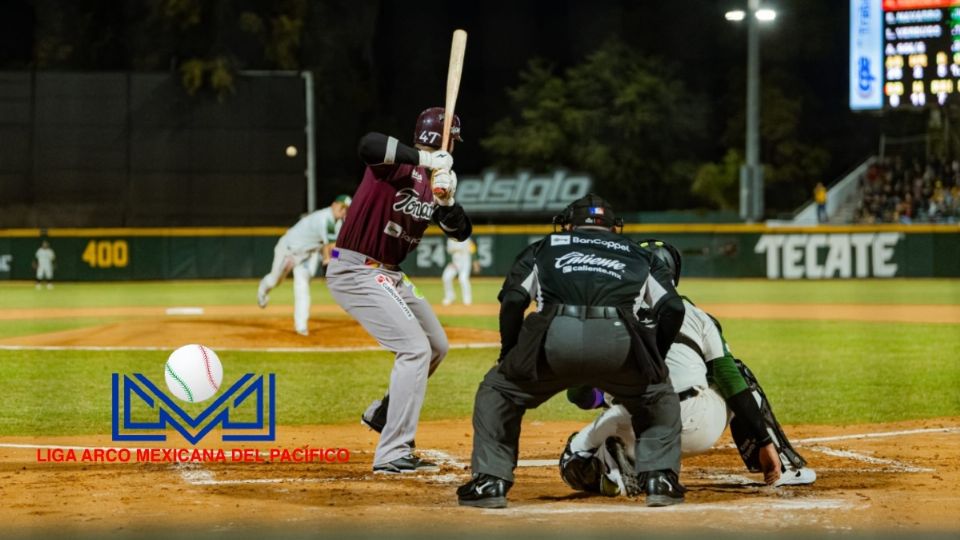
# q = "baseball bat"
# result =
<box><xmin>434</xmin><ymin>29</ymin><xmax>467</xmax><ymax>198</ymax></box>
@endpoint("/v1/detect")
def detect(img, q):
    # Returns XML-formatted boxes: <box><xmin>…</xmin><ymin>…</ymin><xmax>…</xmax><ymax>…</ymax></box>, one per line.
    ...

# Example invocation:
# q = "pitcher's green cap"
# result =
<box><xmin>335</xmin><ymin>194</ymin><xmax>352</xmax><ymax>206</ymax></box>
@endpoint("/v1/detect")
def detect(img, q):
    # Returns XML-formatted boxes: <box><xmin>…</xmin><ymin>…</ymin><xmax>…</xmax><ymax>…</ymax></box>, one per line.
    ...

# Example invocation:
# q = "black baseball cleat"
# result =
<box><xmin>643</xmin><ymin>469</ymin><xmax>686</xmax><ymax>507</ymax></box>
<box><xmin>457</xmin><ymin>474</ymin><xmax>512</xmax><ymax>509</ymax></box>
<box><xmin>372</xmin><ymin>454</ymin><xmax>439</xmax><ymax>474</ymax></box>
<box><xmin>360</xmin><ymin>395</ymin><xmax>389</xmax><ymax>433</ymax></box>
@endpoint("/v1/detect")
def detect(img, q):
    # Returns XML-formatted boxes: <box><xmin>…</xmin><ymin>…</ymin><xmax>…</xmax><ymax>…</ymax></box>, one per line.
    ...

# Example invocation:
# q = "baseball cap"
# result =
<box><xmin>334</xmin><ymin>194</ymin><xmax>352</xmax><ymax>206</ymax></box>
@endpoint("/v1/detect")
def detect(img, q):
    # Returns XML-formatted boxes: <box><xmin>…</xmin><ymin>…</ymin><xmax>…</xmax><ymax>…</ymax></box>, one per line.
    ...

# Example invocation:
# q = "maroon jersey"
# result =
<box><xmin>336</xmin><ymin>163</ymin><xmax>436</xmax><ymax>265</ymax></box>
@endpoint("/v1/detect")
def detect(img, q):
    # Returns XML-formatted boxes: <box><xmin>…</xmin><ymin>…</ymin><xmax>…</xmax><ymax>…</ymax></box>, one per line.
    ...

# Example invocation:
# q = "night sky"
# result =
<box><xmin>0</xmin><ymin>0</ymin><xmax>923</xmax><ymax>213</ymax></box>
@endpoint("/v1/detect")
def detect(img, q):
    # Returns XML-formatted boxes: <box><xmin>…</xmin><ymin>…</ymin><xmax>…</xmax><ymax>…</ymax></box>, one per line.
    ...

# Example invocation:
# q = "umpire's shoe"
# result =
<box><xmin>373</xmin><ymin>454</ymin><xmax>439</xmax><ymax>474</ymax></box>
<box><xmin>457</xmin><ymin>474</ymin><xmax>512</xmax><ymax>509</ymax></box>
<box><xmin>643</xmin><ymin>469</ymin><xmax>686</xmax><ymax>507</ymax></box>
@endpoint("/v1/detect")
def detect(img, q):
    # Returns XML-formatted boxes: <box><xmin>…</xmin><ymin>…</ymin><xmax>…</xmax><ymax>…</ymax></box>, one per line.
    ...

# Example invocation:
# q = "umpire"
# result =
<box><xmin>457</xmin><ymin>194</ymin><xmax>687</xmax><ymax>509</ymax></box>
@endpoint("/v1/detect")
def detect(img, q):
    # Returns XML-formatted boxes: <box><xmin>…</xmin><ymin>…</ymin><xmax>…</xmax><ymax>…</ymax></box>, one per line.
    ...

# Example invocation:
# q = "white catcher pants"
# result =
<box><xmin>571</xmin><ymin>385</ymin><xmax>729</xmax><ymax>460</ymax></box>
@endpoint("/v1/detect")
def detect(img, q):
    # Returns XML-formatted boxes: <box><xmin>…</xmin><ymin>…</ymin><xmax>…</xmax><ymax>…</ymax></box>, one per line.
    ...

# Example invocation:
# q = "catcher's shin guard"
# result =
<box><xmin>730</xmin><ymin>359</ymin><xmax>807</xmax><ymax>472</ymax></box>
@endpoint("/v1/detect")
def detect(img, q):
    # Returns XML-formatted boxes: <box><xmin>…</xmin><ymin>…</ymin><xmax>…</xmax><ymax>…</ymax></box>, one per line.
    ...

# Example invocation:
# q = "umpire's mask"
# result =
<box><xmin>552</xmin><ymin>193</ymin><xmax>624</xmax><ymax>232</ymax></box>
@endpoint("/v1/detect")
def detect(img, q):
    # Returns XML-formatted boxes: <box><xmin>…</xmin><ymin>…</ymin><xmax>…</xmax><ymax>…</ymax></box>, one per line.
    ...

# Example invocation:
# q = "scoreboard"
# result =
<box><xmin>850</xmin><ymin>0</ymin><xmax>960</xmax><ymax>110</ymax></box>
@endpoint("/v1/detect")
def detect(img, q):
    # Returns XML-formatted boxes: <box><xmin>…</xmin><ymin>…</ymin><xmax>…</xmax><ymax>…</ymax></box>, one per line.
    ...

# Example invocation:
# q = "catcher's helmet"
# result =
<box><xmin>414</xmin><ymin>107</ymin><xmax>462</xmax><ymax>149</ymax></box>
<box><xmin>559</xmin><ymin>438</ymin><xmax>602</xmax><ymax>493</ymax></box>
<box><xmin>638</xmin><ymin>238</ymin><xmax>682</xmax><ymax>286</ymax></box>
<box><xmin>553</xmin><ymin>193</ymin><xmax>623</xmax><ymax>231</ymax></box>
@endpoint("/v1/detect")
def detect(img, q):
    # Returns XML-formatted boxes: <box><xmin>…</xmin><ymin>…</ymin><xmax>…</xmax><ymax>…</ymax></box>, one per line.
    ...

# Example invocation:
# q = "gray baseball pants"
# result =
<box><xmin>326</xmin><ymin>248</ymin><xmax>448</xmax><ymax>467</ymax></box>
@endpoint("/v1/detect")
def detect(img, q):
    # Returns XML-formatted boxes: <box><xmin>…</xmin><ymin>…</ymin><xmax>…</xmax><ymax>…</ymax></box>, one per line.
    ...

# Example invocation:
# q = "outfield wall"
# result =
<box><xmin>0</xmin><ymin>225</ymin><xmax>957</xmax><ymax>281</ymax></box>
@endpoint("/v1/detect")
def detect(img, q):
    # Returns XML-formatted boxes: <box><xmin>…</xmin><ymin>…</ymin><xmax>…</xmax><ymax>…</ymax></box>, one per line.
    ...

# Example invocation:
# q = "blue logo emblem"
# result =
<box><xmin>858</xmin><ymin>56</ymin><xmax>877</xmax><ymax>97</ymax></box>
<box><xmin>111</xmin><ymin>373</ymin><xmax>276</xmax><ymax>444</ymax></box>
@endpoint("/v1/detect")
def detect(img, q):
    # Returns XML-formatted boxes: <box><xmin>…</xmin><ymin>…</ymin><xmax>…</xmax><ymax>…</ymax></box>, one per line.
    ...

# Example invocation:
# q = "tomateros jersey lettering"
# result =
<box><xmin>336</xmin><ymin>164</ymin><xmax>436</xmax><ymax>265</ymax></box>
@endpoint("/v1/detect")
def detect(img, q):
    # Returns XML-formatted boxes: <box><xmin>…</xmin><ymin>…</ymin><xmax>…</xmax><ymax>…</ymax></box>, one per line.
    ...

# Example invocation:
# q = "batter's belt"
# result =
<box><xmin>331</xmin><ymin>248</ymin><xmax>401</xmax><ymax>271</ymax></box>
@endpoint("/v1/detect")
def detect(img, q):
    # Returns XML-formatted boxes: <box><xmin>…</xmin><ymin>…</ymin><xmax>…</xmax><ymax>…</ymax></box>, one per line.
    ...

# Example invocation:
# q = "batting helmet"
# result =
<box><xmin>638</xmin><ymin>239</ymin><xmax>682</xmax><ymax>286</ymax></box>
<box><xmin>553</xmin><ymin>193</ymin><xmax>623</xmax><ymax>231</ymax></box>
<box><xmin>414</xmin><ymin>107</ymin><xmax>462</xmax><ymax>149</ymax></box>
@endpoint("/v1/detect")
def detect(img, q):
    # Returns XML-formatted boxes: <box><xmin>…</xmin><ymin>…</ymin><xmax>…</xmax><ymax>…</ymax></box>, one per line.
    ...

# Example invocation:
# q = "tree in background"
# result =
<box><xmin>693</xmin><ymin>81</ymin><xmax>830</xmax><ymax>216</ymax></box>
<box><xmin>482</xmin><ymin>40</ymin><xmax>707</xmax><ymax>210</ymax></box>
<box><xmin>28</xmin><ymin>0</ymin><xmax>310</xmax><ymax>99</ymax></box>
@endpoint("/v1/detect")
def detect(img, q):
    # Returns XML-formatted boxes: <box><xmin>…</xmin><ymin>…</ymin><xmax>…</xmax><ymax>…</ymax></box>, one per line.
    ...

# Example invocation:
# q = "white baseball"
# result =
<box><xmin>164</xmin><ymin>344</ymin><xmax>223</xmax><ymax>403</ymax></box>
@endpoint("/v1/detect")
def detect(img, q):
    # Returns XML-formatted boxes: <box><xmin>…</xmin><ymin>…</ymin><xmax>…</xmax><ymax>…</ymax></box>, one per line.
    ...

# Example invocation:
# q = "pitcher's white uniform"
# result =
<box><xmin>259</xmin><ymin>207</ymin><xmax>343</xmax><ymax>335</ymax></box>
<box><xmin>441</xmin><ymin>238</ymin><xmax>476</xmax><ymax>306</ymax></box>
<box><xmin>35</xmin><ymin>244</ymin><xmax>56</xmax><ymax>287</ymax></box>
<box><xmin>571</xmin><ymin>298</ymin><xmax>729</xmax><ymax>458</ymax></box>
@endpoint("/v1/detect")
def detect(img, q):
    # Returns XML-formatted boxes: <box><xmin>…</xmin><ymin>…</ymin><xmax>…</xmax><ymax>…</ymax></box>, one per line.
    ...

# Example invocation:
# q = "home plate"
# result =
<box><xmin>517</xmin><ymin>459</ymin><xmax>555</xmax><ymax>467</ymax></box>
<box><xmin>166</xmin><ymin>307</ymin><xmax>205</xmax><ymax>316</ymax></box>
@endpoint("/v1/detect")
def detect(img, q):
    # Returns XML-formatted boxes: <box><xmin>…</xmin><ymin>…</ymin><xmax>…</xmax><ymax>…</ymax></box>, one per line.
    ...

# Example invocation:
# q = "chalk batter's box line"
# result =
<box><xmin>2</xmin><ymin>426</ymin><xmax>956</xmax><ymax>455</ymax></box>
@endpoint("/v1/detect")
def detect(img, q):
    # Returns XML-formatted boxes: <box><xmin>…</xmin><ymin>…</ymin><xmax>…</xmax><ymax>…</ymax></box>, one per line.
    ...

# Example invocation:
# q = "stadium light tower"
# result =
<box><xmin>727</xmin><ymin>0</ymin><xmax>776</xmax><ymax>222</ymax></box>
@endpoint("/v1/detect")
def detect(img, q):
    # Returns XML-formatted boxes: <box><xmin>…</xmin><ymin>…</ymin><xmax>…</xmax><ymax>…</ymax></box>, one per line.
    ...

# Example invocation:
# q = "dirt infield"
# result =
<box><xmin>1</xmin><ymin>302</ymin><xmax>958</xmax><ymax>350</ymax></box>
<box><xmin>2</xmin><ymin>302</ymin><xmax>959</xmax><ymax>534</ymax></box>
<box><xmin>2</xmin><ymin>418</ymin><xmax>958</xmax><ymax>534</ymax></box>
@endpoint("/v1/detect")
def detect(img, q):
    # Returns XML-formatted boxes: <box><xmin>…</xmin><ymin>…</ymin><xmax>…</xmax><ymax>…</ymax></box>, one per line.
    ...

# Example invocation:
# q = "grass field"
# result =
<box><xmin>2</xmin><ymin>277</ymin><xmax>959</xmax><ymax>309</ymax></box>
<box><xmin>1</xmin><ymin>278</ymin><xmax>958</xmax><ymax>437</ymax></box>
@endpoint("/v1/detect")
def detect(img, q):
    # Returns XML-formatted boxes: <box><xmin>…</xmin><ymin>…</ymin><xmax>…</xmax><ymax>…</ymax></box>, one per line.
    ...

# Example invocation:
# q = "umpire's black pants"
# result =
<box><xmin>470</xmin><ymin>316</ymin><xmax>681</xmax><ymax>483</ymax></box>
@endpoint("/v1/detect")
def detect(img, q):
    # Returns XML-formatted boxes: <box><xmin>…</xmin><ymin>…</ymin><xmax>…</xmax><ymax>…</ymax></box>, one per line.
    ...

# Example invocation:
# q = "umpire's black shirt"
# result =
<box><xmin>497</xmin><ymin>227</ymin><xmax>685</xmax><ymax>379</ymax></box>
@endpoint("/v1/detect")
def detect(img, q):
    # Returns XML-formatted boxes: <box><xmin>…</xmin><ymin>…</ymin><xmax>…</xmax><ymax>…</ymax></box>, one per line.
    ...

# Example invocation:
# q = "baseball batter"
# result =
<box><xmin>441</xmin><ymin>237</ymin><xmax>480</xmax><ymax>306</ymax></box>
<box><xmin>34</xmin><ymin>240</ymin><xmax>55</xmax><ymax>290</ymax></box>
<box><xmin>560</xmin><ymin>240</ymin><xmax>816</xmax><ymax>496</ymax></box>
<box><xmin>257</xmin><ymin>195</ymin><xmax>351</xmax><ymax>335</ymax></box>
<box><xmin>326</xmin><ymin>107</ymin><xmax>472</xmax><ymax>473</ymax></box>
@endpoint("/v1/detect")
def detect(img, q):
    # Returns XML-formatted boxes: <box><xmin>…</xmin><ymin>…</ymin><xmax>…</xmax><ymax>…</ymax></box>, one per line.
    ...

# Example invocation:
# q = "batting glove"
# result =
<box><xmin>418</xmin><ymin>149</ymin><xmax>454</xmax><ymax>171</ymax></box>
<box><xmin>432</xmin><ymin>169</ymin><xmax>457</xmax><ymax>206</ymax></box>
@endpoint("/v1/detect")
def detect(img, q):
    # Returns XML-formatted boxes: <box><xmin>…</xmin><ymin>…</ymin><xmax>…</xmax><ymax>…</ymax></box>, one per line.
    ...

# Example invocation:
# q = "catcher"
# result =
<box><xmin>559</xmin><ymin>239</ymin><xmax>816</xmax><ymax>497</ymax></box>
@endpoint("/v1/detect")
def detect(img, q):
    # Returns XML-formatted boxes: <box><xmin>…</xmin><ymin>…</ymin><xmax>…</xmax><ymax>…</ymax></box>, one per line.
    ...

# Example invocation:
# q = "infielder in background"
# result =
<box><xmin>327</xmin><ymin>107</ymin><xmax>472</xmax><ymax>474</ymax></box>
<box><xmin>257</xmin><ymin>194</ymin><xmax>351</xmax><ymax>336</ymax></box>
<box><xmin>441</xmin><ymin>237</ymin><xmax>480</xmax><ymax>306</ymax></box>
<box><xmin>560</xmin><ymin>239</ymin><xmax>815</xmax><ymax>497</ymax></box>
<box><xmin>34</xmin><ymin>240</ymin><xmax>55</xmax><ymax>290</ymax></box>
<box><xmin>458</xmin><ymin>195</ymin><xmax>686</xmax><ymax>509</ymax></box>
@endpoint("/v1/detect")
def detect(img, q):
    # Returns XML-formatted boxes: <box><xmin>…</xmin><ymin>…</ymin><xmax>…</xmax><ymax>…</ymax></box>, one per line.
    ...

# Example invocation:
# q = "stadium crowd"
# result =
<box><xmin>856</xmin><ymin>156</ymin><xmax>960</xmax><ymax>224</ymax></box>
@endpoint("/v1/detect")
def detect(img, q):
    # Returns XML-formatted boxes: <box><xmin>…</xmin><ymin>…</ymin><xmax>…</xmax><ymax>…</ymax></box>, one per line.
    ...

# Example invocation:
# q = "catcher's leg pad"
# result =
<box><xmin>730</xmin><ymin>359</ymin><xmax>807</xmax><ymax>472</ymax></box>
<box><xmin>559</xmin><ymin>437</ymin><xmax>602</xmax><ymax>493</ymax></box>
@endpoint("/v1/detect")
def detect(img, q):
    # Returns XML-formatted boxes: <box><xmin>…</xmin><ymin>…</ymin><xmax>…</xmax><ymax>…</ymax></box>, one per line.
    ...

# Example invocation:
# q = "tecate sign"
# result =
<box><xmin>755</xmin><ymin>233</ymin><xmax>903</xmax><ymax>279</ymax></box>
<box><xmin>455</xmin><ymin>170</ymin><xmax>592</xmax><ymax>214</ymax></box>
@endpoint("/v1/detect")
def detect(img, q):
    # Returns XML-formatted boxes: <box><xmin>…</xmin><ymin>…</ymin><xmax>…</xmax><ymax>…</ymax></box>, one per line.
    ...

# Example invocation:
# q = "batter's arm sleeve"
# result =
<box><xmin>357</xmin><ymin>132</ymin><xmax>420</xmax><ymax>166</ymax></box>
<box><xmin>432</xmin><ymin>203</ymin><xmax>472</xmax><ymax>241</ymax></box>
